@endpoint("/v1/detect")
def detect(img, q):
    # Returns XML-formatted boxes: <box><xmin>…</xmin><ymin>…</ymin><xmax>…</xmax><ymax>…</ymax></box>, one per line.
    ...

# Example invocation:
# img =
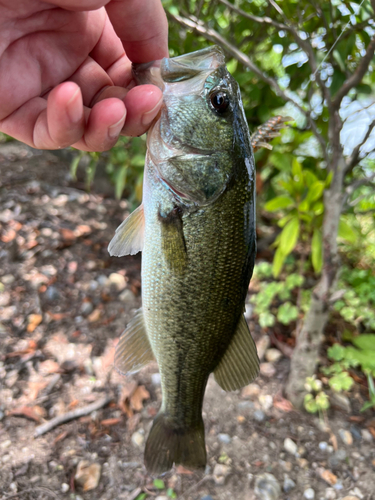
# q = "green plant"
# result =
<box><xmin>249</xmin><ymin>264</ymin><xmax>304</xmax><ymax>328</ymax></box>
<box><xmin>361</xmin><ymin>374</ymin><xmax>375</xmax><ymax>412</ymax></box>
<box><xmin>303</xmin><ymin>376</ymin><xmax>330</xmax><ymax>414</ymax></box>
<box><xmin>70</xmin><ymin>135</ymin><xmax>146</xmax><ymax>205</ymax></box>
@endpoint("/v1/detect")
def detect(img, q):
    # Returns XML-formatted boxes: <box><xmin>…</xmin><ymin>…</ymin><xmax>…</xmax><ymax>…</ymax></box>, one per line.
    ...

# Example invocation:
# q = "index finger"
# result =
<box><xmin>105</xmin><ymin>0</ymin><xmax>168</xmax><ymax>64</ymax></box>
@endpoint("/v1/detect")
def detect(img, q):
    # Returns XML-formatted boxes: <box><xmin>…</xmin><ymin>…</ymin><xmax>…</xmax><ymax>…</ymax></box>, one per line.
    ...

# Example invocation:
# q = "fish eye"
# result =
<box><xmin>210</xmin><ymin>91</ymin><xmax>230</xmax><ymax>113</ymax></box>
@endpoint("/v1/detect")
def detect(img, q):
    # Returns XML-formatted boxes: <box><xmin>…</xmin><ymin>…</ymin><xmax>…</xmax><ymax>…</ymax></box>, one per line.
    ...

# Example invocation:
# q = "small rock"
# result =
<box><xmin>97</xmin><ymin>275</ymin><xmax>108</xmax><ymax>286</ymax></box>
<box><xmin>331</xmin><ymin>393</ymin><xmax>351</xmax><ymax>412</ymax></box>
<box><xmin>108</xmin><ymin>272</ymin><xmax>126</xmax><ymax>291</ymax></box>
<box><xmin>1</xmin><ymin>274</ymin><xmax>15</xmax><ymax>284</ymax></box>
<box><xmin>361</xmin><ymin>429</ymin><xmax>373</xmax><ymax>442</ymax></box>
<box><xmin>201</xmin><ymin>496</ymin><xmax>214</xmax><ymax>500</ymax></box>
<box><xmin>328</xmin><ymin>449</ymin><xmax>346</xmax><ymax>468</ymax></box>
<box><xmin>303</xmin><ymin>488</ymin><xmax>315</xmax><ymax>499</ymax></box>
<box><xmin>151</xmin><ymin>373</ymin><xmax>161</xmax><ymax>385</ymax></box>
<box><xmin>9</xmin><ymin>483</ymin><xmax>17</xmax><ymax>493</ymax></box>
<box><xmin>0</xmin><ymin>439</ymin><xmax>11</xmax><ymax>450</ymax></box>
<box><xmin>265</xmin><ymin>348</ymin><xmax>282</xmax><ymax>363</ymax></box>
<box><xmin>0</xmin><ymin>292</ymin><xmax>10</xmax><ymax>307</ymax></box>
<box><xmin>61</xmin><ymin>483</ymin><xmax>69</xmax><ymax>493</ymax></box>
<box><xmin>254</xmin><ymin>473</ymin><xmax>281</xmax><ymax>500</ymax></box>
<box><xmin>155</xmin><ymin>497</ymin><xmax>168</xmax><ymax>500</ymax></box>
<box><xmin>338</xmin><ymin>429</ymin><xmax>353</xmax><ymax>446</ymax></box>
<box><xmin>2</xmin><ymin>455</ymin><xmax>11</xmax><ymax>463</ymax></box>
<box><xmin>241</xmin><ymin>383</ymin><xmax>261</xmax><ymax>399</ymax></box>
<box><xmin>119</xmin><ymin>289</ymin><xmax>136</xmax><ymax>302</ymax></box>
<box><xmin>131</xmin><ymin>431</ymin><xmax>144</xmax><ymax>447</ymax></box>
<box><xmin>213</xmin><ymin>464</ymin><xmax>230</xmax><ymax>486</ymax></box>
<box><xmin>284</xmin><ymin>437</ymin><xmax>298</xmax><ymax>456</ymax></box>
<box><xmin>238</xmin><ymin>401</ymin><xmax>255</xmax><ymax>410</ymax></box>
<box><xmin>256</xmin><ymin>336</ymin><xmax>270</xmax><ymax>360</ymax></box>
<box><xmin>259</xmin><ymin>394</ymin><xmax>273</xmax><ymax>411</ymax></box>
<box><xmin>259</xmin><ymin>362</ymin><xmax>276</xmax><ymax>378</ymax></box>
<box><xmin>341</xmin><ymin>497</ymin><xmax>360</xmax><ymax>500</ymax></box>
<box><xmin>319</xmin><ymin>468</ymin><xmax>337</xmax><ymax>486</ymax></box>
<box><xmin>283</xmin><ymin>477</ymin><xmax>296</xmax><ymax>493</ymax></box>
<box><xmin>45</xmin><ymin>286</ymin><xmax>60</xmax><ymax>301</ymax></box>
<box><xmin>348</xmin><ymin>487</ymin><xmax>364</xmax><ymax>499</ymax></box>
<box><xmin>244</xmin><ymin>303</ymin><xmax>253</xmax><ymax>320</ymax></box>
<box><xmin>218</xmin><ymin>433</ymin><xmax>231</xmax><ymax>444</ymax></box>
<box><xmin>280</xmin><ymin>460</ymin><xmax>292</xmax><ymax>472</ymax></box>
<box><xmin>324</xmin><ymin>487</ymin><xmax>336</xmax><ymax>499</ymax></box>
<box><xmin>319</xmin><ymin>441</ymin><xmax>328</xmax><ymax>451</ymax></box>
<box><xmin>297</xmin><ymin>458</ymin><xmax>309</xmax><ymax>468</ymax></box>
<box><xmin>253</xmin><ymin>410</ymin><xmax>266</xmax><ymax>422</ymax></box>
<box><xmin>349</xmin><ymin>425</ymin><xmax>362</xmax><ymax>441</ymax></box>
<box><xmin>80</xmin><ymin>301</ymin><xmax>93</xmax><ymax>316</ymax></box>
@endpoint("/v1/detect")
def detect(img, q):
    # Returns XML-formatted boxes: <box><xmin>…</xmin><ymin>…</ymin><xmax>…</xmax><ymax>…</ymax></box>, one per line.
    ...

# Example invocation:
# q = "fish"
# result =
<box><xmin>108</xmin><ymin>45</ymin><xmax>259</xmax><ymax>475</ymax></box>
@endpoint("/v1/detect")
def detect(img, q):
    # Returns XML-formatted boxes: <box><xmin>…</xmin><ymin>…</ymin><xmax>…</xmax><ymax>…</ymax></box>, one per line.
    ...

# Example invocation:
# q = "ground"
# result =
<box><xmin>0</xmin><ymin>141</ymin><xmax>374</xmax><ymax>500</ymax></box>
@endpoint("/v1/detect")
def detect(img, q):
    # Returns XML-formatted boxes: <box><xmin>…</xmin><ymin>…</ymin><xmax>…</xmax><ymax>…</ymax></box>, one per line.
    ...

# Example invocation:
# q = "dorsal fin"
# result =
<box><xmin>214</xmin><ymin>315</ymin><xmax>259</xmax><ymax>391</ymax></box>
<box><xmin>108</xmin><ymin>204</ymin><xmax>144</xmax><ymax>257</ymax></box>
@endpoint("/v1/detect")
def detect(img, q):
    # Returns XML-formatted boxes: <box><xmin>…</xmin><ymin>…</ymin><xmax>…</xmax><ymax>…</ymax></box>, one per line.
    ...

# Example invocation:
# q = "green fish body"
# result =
<box><xmin>109</xmin><ymin>46</ymin><xmax>259</xmax><ymax>475</ymax></box>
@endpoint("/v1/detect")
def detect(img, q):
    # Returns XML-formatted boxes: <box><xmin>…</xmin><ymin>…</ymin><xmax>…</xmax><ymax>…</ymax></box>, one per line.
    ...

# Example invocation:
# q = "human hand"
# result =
<box><xmin>0</xmin><ymin>0</ymin><xmax>168</xmax><ymax>151</ymax></box>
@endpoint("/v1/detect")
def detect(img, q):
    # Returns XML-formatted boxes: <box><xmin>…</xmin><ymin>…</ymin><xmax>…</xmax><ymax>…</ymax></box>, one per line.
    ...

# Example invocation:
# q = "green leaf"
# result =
<box><xmin>135</xmin><ymin>494</ymin><xmax>147</xmax><ymax>500</ymax></box>
<box><xmin>277</xmin><ymin>301</ymin><xmax>299</xmax><ymax>325</ymax></box>
<box><xmin>306</xmin><ymin>181</ymin><xmax>325</xmax><ymax>203</ymax></box>
<box><xmin>167</xmin><ymin>488</ymin><xmax>177</xmax><ymax>499</ymax></box>
<box><xmin>70</xmin><ymin>153</ymin><xmax>82</xmax><ymax>180</ymax></box>
<box><xmin>304</xmin><ymin>393</ymin><xmax>318</xmax><ymax>413</ymax></box>
<box><xmin>351</xmin><ymin>334</ymin><xmax>375</xmax><ymax>352</ymax></box>
<box><xmin>272</xmin><ymin>246</ymin><xmax>286</xmax><ymax>278</ymax></box>
<box><xmin>315</xmin><ymin>391</ymin><xmax>330</xmax><ymax>410</ymax></box>
<box><xmin>327</xmin><ymin>343</ymin><xmax>346</xmax><ymax>361</ymax></box>
<box><xmin>153</xmin><ymin>479</ymin><xmax>165</xmax><ymax>490</ymax></box>
<box><xmin>265</xmin><ymin>196</ymin><xmax>295</xmax><ymax>211</ymax></box>
<box><xmin>338</xmin><ymin>220</ymin><xmax>357</xmax><ymax>243</ymax></box>
<box><xmin>328</xmin><ymin>372</ymin><xmax>354</xmax><ymax>392</ymax></box>
<box><xmin>279</xmin><ymin>218</ymin><xmax>300</xmax><ymax>255</ymax></box>
<box><xmin>311</xmin><ymin>228</ymin><xmax>323</xmax><ymax>273</ymax></box>
<box><xmin>259</xmin><ymin>312</ymin><xmax>276</xmax><ymax>328</ymax></box>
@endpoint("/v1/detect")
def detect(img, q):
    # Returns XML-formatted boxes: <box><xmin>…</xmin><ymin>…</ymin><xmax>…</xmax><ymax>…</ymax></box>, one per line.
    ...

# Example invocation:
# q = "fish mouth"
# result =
<box><xmin>132</xmin><ymin>45</ymin><xmax>225</xmax><ymax>88</ymax></box>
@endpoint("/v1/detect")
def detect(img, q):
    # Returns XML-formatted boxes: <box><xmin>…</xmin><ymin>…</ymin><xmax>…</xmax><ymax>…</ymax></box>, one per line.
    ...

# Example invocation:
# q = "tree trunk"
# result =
<box><xmin>285</xmin><ymin>164</ymin><xmax>345</xmax><ymax>408</ymax></box>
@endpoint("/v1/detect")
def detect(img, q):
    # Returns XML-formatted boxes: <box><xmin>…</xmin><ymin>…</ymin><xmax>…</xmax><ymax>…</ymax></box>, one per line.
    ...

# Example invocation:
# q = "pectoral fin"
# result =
<box><xmin>214</xmin><ymin>315</ymin><xmax>259</xmax><ymax>391</ymax></box>
<box><xmin>114</xmin><ymin>309</ymin><xmax>155</xmax><ymax>375</ymax></box>
<box><xmin>159</xmin><ymin>207</ymin><xmax>187</xmax><ymax>273</ymax></box>
<box><xmin>108</xmin><ymin>204</ymin><xmax>144</xmax><ymax>257</ymax></box>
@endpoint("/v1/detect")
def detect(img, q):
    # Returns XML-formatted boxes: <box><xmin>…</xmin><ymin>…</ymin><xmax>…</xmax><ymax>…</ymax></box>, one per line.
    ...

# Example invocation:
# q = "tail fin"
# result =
<box><xmin>144</xmin><ymin>412</ymin><xmax>206</xmax><ymax>475</ymax></box>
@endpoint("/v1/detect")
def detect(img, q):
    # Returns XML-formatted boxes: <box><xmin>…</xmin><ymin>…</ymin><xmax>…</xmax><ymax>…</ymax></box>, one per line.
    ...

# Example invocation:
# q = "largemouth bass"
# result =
<box><xmin>109</xmin><ymin>46</ymin><xmax>259</xmax><ymax>475</ymax></box>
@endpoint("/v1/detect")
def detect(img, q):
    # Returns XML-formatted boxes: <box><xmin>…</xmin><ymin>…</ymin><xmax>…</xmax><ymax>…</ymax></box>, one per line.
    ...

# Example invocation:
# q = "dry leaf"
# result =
<box><xmin>1</xmin><ymin>228</ymin><xmax>16</xmax><ymax>242</ymax></box>
<box><xmin>38</xmin><ymin>360</ymin><xmax>60</xmax><ymax>375</ymax></box>
<box><xmin>329</xmin><ymin>432</ymin><xmax>338</xmax><ymax>451</ymax></box>
<box><xmin>273</xmin><ymin>396</ymin><xmax>294</xmax><ymax>413</ymax></box>
<box><xmin>53</xmin><ymin>431</ymin><xmax>68</xmax><ymax>444</ymax></box>
<box><xmin>74</xmin><ymin>225</ymin><xmax>92</xmax><ymax>237</ymax></box>
<box><xmin>320</xmin><ymin>468</ymin><xmax>337</xmax><ymax>485</ymax></box>
<box><xmin>27</xmin><ymin>314</ymin><xmax>43</xmax><ymax>333</ymax></box>
<box><xmin>88</xmin><ymin>309</ymin><xmax>101</xmax><ymax>323</ymax></box>
<box><xmin>130</xmin><ymin>385</ymin><xmax>150</xmax><ymax>411</ymax></box>
<box><xmin>27</xmin><ymin>381</ymin><xmax>48</xmax><ymax>400</ymax></box>
<box><xmin>100</xmin><ymin>418</ymin><xmax>122</xmax><ymax>426</ymax></box>
<box><xmin>176</xmin><ymin>465</ymin><xmax>194</xmax><ymax>475</ymax></box>
<box><xmin>75</xmin><ymin>460</ymin><xmax>101</xmax><ymax>491</ymax></box>
<box><xmin>8</xmin><ymin>405</ymin><xmax>46</xmax><ymax>422</ymax></box>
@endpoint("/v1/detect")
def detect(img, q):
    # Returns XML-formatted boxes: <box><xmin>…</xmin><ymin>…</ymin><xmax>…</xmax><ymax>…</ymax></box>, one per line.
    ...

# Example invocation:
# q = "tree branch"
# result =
<box><xmin>342</xmin><ymin>171</ymin><xmax>375</xmax><ymax>207</ymax></box>
<box><xmin>332</xmin><ymin>32</ymin><xmax>375</xmax><ymax>110</ymax></box>
<box><xmin>218</xmin><ymin>0</ymin><xmax>288</xmax><ymax>31</ymax></box>
<box><xmin>167</xmin><ymin>11</ymin><xmax>328</xmax><ymax>161</ymax></box>
<box><xmin>345</xmin><ymin>118</ymin><xmax>375</xmax><ymax>173</ymax></box>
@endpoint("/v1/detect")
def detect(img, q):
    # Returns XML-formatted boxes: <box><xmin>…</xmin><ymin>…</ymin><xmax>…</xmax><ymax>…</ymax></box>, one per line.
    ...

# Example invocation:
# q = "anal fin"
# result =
<box><xmin>214</xmin><ymin>315</ymin><xmax>259</xmax><ymax>391</ymax></box>
<box><xmin>114</xmin><ymin>309</ymin><xmax>154</xmax><ymax>375</ymax></box>
<box><xmin>108</xmin><ymin>204</ymin><xmax>144</xmax><ymax>257</ymax></box>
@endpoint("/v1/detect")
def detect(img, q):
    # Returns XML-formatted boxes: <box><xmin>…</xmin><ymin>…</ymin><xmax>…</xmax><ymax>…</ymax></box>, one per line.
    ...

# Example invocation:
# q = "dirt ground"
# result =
<box><xmin>0</xmin><ymin>141</ymin><xmax>375</xmax><ymax>500</ymax></box>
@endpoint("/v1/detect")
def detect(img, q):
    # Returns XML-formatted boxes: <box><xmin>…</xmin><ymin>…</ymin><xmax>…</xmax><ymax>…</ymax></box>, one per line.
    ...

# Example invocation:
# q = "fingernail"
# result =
<box><xmin>141</xmin><ymin>97</ymin><xmax>163</xmax><ymax>127</ymax></box>
<box><xmin>108</xmin><ymin>113</ymin><xmax>126</xmax><ymax>140</ymax></box>
<box><xmin>66</xmin><ymin>88</ymin><xmax>83</xmax><ymax>123</ymax></box>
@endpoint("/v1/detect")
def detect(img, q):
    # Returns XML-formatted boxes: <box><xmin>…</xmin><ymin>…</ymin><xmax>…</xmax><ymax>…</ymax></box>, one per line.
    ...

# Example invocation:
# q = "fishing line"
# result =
<box><xmin>312</xmin><ymin>0</ymin><xmax>367</xmax><ymax>79</ymax></box>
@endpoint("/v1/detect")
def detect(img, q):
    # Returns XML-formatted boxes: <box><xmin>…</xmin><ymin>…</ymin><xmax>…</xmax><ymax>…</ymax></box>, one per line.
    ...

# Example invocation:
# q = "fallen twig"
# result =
<box><xmin>1</xmin><ymin>486</ymin><xmax>60</xmax><ymax>500</ymax></box>
<box><xmin>34</xmin><ymin>395</ymin><xmax>112</xmax><ymax>437</ymax></box>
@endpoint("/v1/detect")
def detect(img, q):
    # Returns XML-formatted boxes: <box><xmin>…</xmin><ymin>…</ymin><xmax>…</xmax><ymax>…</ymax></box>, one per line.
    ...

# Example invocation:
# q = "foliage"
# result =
<box><xmin>71</xmin><ymin>135</ymin><xmax>146</xmax><ymax>207</ymax></box>
<box><xmin>303</xmin><ymin>376</ymin><xmax>330</xmax><ymax>414</ymax></box>
<box><xmin>361</xmin><ymin>374</ymin><xmax>375</xmax><ymax>412</ymax></box>
<box><xmin>333</xmin><ymin>268</ymin><xmax>375</xmax><ymax>330</ymax></box>
<box><xmin>249</xmin><ymin>262</ymin><xmax>305</xmax><ymax>328</ymax></box>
